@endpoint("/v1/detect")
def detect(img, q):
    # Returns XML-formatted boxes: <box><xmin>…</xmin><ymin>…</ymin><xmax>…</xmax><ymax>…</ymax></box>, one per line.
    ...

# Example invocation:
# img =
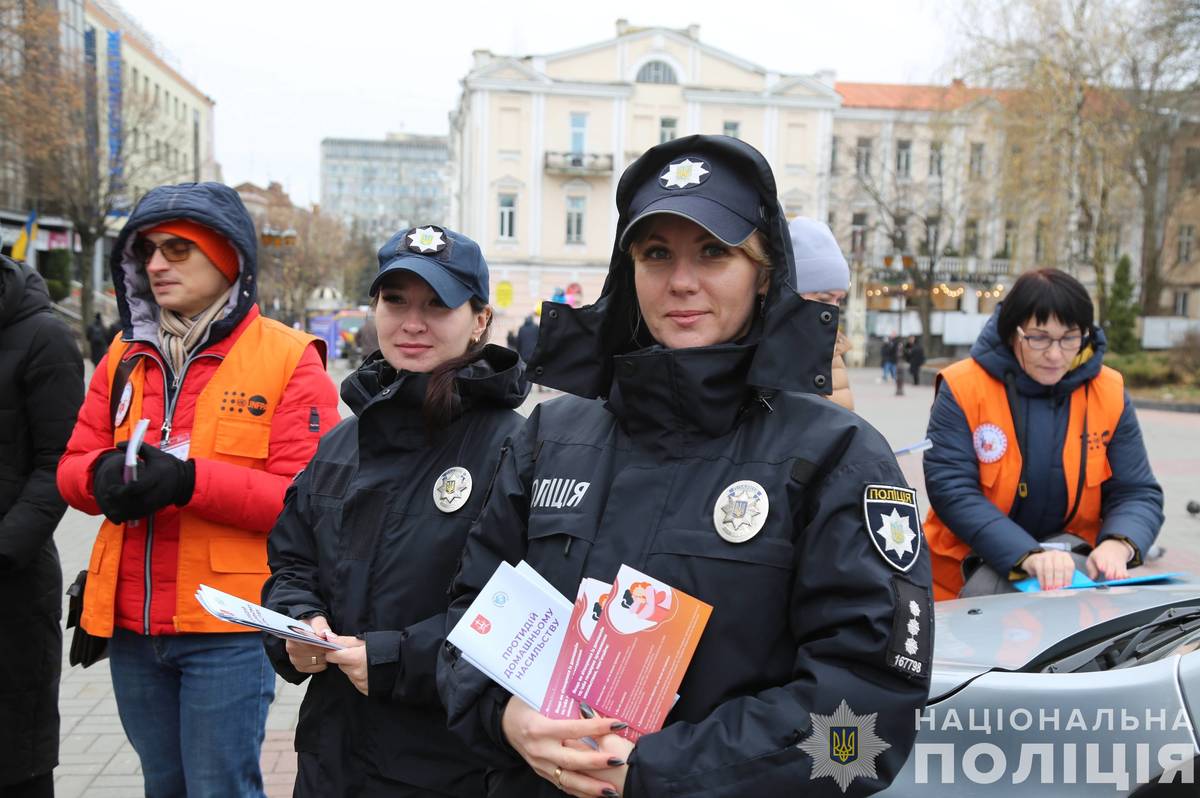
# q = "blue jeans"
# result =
<box><xmin>882</xmin><ymin>361</ymin><xmax>897</xmax><ymax>381</ymax></box>
<box><xmin>109</xmin><ymin>629</ymin><xmax>275</xmax><ymax>798</ymax></box>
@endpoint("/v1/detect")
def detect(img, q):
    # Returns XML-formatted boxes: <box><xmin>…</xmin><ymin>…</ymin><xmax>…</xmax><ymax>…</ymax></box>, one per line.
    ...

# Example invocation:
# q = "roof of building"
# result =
<box><xmin>835</xmin><ymin>80</ymin><xmax>1003</xmax><ymax>111</ymax></box>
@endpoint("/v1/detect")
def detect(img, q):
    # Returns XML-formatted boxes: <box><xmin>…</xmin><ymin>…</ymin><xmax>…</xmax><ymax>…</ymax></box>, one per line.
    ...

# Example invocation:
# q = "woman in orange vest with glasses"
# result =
<box><xmin>923</xmin><ymin>268</ymin><xmax>1163</xmax><ymax>601</ymax></box>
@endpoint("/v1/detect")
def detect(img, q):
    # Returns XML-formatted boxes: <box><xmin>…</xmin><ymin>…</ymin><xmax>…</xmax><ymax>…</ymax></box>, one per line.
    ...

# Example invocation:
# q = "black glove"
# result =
<box><xmin>92</xmin><ymin>442</ymin><xmax>196</xmax><ymax>524</ymax></box>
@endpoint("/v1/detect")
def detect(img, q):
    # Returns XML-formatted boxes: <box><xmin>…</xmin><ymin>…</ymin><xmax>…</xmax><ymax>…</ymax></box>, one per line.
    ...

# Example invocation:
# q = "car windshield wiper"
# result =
<box><xmin>1041</xmin><ymin>605</ymin><xmax>1200</xmax><ymax>674</ymax></box>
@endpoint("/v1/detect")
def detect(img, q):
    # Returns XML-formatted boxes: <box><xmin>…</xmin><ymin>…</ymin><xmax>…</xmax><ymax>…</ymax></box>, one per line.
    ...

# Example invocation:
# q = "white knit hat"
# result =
<box><xmin>789</xmin><ymin>217</ymin><xmax>850</xmax><ymax>293</ymax></box>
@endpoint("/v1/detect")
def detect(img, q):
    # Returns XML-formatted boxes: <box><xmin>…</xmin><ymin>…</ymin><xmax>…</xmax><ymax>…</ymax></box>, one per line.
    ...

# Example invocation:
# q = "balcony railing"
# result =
<box><xmin>544</xmin><ymin>151</ymin><xmax>613</xmax><ymax>175</ymax></box>
<box><xmin>866</xmin><ymin>255</ymin><xmax>1013</xmax><ymax>283</ymax></box>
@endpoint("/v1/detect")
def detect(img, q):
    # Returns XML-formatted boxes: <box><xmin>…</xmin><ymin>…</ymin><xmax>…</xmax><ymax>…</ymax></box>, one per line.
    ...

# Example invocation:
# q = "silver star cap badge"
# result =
<box><xmin>660</xmin><ymin>158</ymin><xmax>710</xmax><ymax>189</ymax></box>
<box><xmin>433</xmin><ymin>466</ymin><xmax>472</xmax><ymax>513</ymax></box>
<box><xmin>408</xmin><ymin>226</ymin><xmax>446</xmax><ymax>253</ymax></box>
<box><xmin>798</xmin><ymin>699</ymin><xmax>892</xmax><ymax>793</ymax></box>
<box><xmin>712</xmin><ymin>480</ymin><xmax>769</xmax><ymax>543</ymax></box>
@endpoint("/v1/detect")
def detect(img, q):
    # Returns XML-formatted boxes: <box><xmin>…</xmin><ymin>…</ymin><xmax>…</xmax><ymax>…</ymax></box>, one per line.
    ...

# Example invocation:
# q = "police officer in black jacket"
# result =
<box><xmin>439</xmin><ymin>136</ymin><xmax>933</xmax><ymax>798</ymax></box>
<box><xmin>263</xmin><ymin>226</ymin><xmax>528</xmax><ymax>797</ymax></box>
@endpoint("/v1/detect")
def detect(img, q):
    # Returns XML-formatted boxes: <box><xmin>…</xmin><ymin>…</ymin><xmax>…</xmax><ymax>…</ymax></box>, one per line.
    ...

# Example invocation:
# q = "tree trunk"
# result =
<box><xmin>77</xmin><ymin>230</ymin><xmax>96</xmax><ymax>338</ymax></box>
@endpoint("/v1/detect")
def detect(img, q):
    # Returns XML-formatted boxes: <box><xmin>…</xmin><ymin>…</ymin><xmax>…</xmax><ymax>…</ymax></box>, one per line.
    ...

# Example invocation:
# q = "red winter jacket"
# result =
<box><xmin>58</xmin><ymin>306</ymin><xmax>340</xmax><ymax>635</ymax></box>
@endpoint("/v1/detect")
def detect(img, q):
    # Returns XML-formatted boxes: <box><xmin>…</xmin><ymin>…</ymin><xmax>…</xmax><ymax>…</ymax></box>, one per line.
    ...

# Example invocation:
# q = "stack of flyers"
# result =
<box><xmin>568</xmin><ymin>565</ymin><xmax>711</xmax><ymax>737</ymax></box>
<box><xmin>194</xmin><ymin>584</ymin><xmax>343</xmax><ymax>651</ymax></box>
<box><xmin>446</xmin><ymin>561</ymin><xmax>572</xmax><ymax>709</ymax></box>
<box><xmin>447</xmin><ymin>561</ymin><xmax>709</xmax><ymax>738</ymax></box>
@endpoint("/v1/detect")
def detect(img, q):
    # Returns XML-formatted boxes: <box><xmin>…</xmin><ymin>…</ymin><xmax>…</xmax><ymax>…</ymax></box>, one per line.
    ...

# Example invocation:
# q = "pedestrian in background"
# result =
<box><xmin>86</xmin><ymin>312</ymin><xmax>108</xmax><ymax>367</ymax></box>
<box><xmin>0</xmin><ymin>254</ymin><xmax>84</xmax><ymax>798</ymax></box>
<box><xmin>880</xmin><ymin>334</ymin><xmax>897</xmax><ymax>382</ymax></box>
<box><xmin>789</xmin><ymin>216</ymin><xmax>854</xmax><ymax>410</ymax></box>
<box><xmin>57</xmin><ymin>182</ymin><xmax>339</xmax><ymax>798</ymax></box>
<box><xmin>906</xmin><ymin>335</ymin><xmax>925</xmax><ymax>386</ymax></box>
<box><xmin>263</xmin><ymin>225</ymin><xmax>526</xmax><ymax>796</ymax></box>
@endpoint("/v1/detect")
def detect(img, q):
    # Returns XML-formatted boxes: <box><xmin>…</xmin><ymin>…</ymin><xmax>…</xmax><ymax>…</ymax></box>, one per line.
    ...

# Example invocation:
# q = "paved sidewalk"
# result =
<box><xmin>47</xmin><ymin>367</ymin><xmax>1200</xmax><ymax>795</ymax></box>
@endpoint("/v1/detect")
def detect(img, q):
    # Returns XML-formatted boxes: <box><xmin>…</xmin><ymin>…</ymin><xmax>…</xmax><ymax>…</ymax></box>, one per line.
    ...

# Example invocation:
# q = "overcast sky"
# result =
<box><xmin>115</xmin><ymin>0</ymin><xmax>957</xmax><ymax>206</ymax></box>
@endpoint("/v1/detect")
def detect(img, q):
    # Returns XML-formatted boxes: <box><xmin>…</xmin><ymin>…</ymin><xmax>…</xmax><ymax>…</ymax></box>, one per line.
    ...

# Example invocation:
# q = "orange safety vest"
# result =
<box><xmin>925</xmin><ymin>358</ymin><xmax>1125</xmax><ymax>601</ymax></box>
<box><xmin>82</xmin><ymin>315</ymin><xmax>317</xmax><ymax>635</ymax></box>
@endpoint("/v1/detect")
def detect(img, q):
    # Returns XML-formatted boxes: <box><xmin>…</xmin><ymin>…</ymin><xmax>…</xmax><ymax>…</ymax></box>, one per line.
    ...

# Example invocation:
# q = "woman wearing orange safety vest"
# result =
<box><xmin>57</xmin><ymin>182</ymin><xmax>340</xmax><ymax>797</ymax></box>
<box><xmin>923</xmin><ymin>268</ymin><xmax>1163</xmax><ymax>601</ymax></box>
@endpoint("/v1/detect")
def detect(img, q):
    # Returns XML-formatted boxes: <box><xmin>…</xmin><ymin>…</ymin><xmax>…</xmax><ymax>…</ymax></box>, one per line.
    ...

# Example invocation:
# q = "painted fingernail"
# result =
<box><xmin>602</xmin><ymin>790</ymin><xmax>619</xmax><ymax>798</ymax></box>
<box><xmin>579</xmin><ymin>701</ymin><xmax>595</xmax><ymax>719</ymax></box>
<box><xmin>610</xmin><ymin>721</ymin><xmax>628</xmax><ymax>730</ymax></box>
<box><xmin>607</xmin><ymin>757</ymin><xmax>625</xmax><ymax>767</ymax></box>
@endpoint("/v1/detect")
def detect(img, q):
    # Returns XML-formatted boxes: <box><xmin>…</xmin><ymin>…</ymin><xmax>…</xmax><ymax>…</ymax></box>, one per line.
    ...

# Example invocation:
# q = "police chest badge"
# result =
<box><xmin>972</xmin><ymin>422</ymin><xmax>1007</xmax><ymax>464</ymax></box>
<box><xmin>862</xmin><ymin>484</ymin><xmax>921</xmax><ymax>572</ymax></box>
<box><xmin>797</xmin><ymin>699</ymin><xmax>891</xmax><ymax>793</ymax></box>
<box><xmin>713</xmin><ymin>480</ymin><xmax>768</xmax><ymax>543</ymax></box>
<box><xmin>432</xmin><ymin>466</ymin><xmax>472</xmax><ymax>513</ymax></box>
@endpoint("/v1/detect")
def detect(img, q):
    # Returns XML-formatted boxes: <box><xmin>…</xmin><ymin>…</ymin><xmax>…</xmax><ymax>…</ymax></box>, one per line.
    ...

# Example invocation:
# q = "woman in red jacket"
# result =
<box><xmin>58</xmin><ymin>182</ymin><xmax>339</xmax><ymax>798</ymax></box>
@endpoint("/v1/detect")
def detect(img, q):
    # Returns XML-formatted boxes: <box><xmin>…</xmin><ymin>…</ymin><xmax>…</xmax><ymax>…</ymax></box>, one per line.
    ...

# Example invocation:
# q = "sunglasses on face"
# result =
<box><xmin>133</xmin><ymin>237</ymin><xmax>196</xmax><ymax>265</ymax></box>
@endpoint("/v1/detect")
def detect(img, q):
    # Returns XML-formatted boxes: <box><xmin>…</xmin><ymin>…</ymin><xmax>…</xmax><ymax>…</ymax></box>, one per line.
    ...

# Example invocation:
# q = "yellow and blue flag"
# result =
<box><xmin>10</xmin><ymin>211</ymin><xmax>38</xmax><ymax>261</ymax></box>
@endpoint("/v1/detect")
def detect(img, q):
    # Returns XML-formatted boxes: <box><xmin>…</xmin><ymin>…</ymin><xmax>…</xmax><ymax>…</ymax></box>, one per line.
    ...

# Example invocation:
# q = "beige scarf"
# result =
<box><xmin>158</xmin><ymin>286</ymin><xmax>235</xmax><ymax>378</ymax></box>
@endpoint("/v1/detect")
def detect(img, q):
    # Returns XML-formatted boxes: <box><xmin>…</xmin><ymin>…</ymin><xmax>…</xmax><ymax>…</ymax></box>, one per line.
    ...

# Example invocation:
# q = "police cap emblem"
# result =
<box><xmin>660</xmin><ymin>158</ymin><xmax>710</xmax><ymax>190</ymax></box>
<box><xmin>433</xmin><ymin>466</ymin><xmax>472</xmax><ymax>513</ymax></box>
<box><xmin>862</xmin><ymin>484</ymin><xmax>921</xmax><ymax>572</ymax></box>
<box><xmin>407</xmin><ymin>225</ymin><xmax>447</xmax><ymax>254</ymax></box>
<box><xmin>713</xmin><ymin>480</ymin><xmax>768</xmax><ymax>543</ymax></box>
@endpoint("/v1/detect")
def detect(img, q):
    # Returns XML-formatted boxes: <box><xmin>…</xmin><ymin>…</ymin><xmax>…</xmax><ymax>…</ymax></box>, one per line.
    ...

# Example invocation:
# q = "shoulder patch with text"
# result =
<box><xmin>862</xmin><ymin>484</ymin><xmax>921</xmax><ymax>572</ymax></box>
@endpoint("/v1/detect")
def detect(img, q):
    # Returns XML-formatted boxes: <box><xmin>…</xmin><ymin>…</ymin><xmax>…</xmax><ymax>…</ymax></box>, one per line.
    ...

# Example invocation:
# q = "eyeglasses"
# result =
<box><xmin>133</xmin><ymin>237</ymin><xmax>196</xmax><ymax>265</ymax></box>
<box><xmin>1017</xmin><ymin>326</ymin><xmax>1084</xmax><ymax>353</ymax></box>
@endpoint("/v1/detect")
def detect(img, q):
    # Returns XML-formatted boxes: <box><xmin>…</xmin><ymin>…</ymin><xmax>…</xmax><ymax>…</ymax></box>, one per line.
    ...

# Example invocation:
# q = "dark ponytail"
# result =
<box><xmin>423</xmin><ymin>298</ymin><xmax>493</xmax><ymax>432</ymax></box>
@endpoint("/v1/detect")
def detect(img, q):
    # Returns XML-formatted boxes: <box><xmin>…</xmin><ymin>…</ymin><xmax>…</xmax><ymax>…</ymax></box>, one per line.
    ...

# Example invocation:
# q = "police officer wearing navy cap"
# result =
<box><xmin>440</xmin><ymin>136</ymin><xmax>932</xmax><ymax>798</ymax></box>
<box><xmin>263</xmin><ymin>226</ymin><xmax>529</xmax><ymax>797</ymax></box>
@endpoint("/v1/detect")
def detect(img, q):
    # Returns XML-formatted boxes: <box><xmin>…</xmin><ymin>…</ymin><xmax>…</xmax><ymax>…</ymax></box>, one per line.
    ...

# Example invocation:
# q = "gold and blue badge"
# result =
<box><xmin>862</xmin><ymin>484</ymin><xmax>921</xmax><ymax>572</ymax></box>
<box><xmin>712</xmin><ymin>479</ymin><xmax>768</xmax><ymax>543</ymax></box>
<box><xmin>798</xmin><ymin>700</ymin><xmax>891</xmax><ymax>793</ymax></box>
<box><xmin>659</xmin><ymin>158</ymin><xmax>710</xmax><ymax>190</ymax></box>
<box><xmin>407</xmin><ymin>225</ymin><xmax>447</xmax><ymax>254</ymax></box>
<box><xmin>433</xmin><ymin>466</ymin><xmax>472</xmax><ymax>513</ymax></box>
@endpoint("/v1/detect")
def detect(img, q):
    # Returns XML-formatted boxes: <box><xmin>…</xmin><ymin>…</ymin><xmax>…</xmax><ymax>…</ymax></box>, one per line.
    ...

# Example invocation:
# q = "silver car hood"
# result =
<box><xmin>930</xmin><ymin>584</ymin><xmax>1200</xmax><ymax>700</ymax></box>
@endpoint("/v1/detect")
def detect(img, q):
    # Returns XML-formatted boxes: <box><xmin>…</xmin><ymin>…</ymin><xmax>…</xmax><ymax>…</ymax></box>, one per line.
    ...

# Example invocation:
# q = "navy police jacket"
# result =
<box><xmin>263</xmin><ymin>346</ymin><xmax>527</xmax><ymax>798</ymax></box>
<box><xmin>439</xmin><ymin>136</ymin><xmax>933</xmax><ymax>797</ymax></box>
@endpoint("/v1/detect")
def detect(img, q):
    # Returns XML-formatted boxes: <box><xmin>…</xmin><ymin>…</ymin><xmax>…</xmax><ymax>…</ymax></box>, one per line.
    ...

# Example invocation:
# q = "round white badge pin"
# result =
<box><xmin>113</xmin><ymin>382</ymin><xmax>133</xmax><ymax>427</ymax></box>
<box><xmin>972</xmin><ymin>423</ymin><xmax>1008</xmax><ymax>464</ymax></box>
<box><xmin>432</xmin><ymin>466</ymin><xmax>472</xmax><ymax>513</ymax></box>
<box><xmin>713</xmin><ymin>480</ymin><xmax>769</xmax><ymax>543</ymax></box>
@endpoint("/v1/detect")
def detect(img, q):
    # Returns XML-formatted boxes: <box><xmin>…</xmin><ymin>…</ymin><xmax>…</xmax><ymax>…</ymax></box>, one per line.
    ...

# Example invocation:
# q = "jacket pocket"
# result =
<box><xmin>1086</xmin><ymin>451</ymin><xmax>1113</xmax><ymax>488</ymax></box>
<box><xmin>209</xmin><ymin>537</ymin><xmax>270</xmax><ymax>574</ymax></box>
<box><xmin>526</xmin><ymin>512</ymin><xmax>597</xmax><ymax>590</ymax></box>
<box><xmin>87</xmin><ymin>539</ymin><xmax>107</xmax><ymax>575</ymax></box>
<box><xmin>213</xmin><ymin>417</ymin><xmax>271</xmax><ymax>461</ymax></box>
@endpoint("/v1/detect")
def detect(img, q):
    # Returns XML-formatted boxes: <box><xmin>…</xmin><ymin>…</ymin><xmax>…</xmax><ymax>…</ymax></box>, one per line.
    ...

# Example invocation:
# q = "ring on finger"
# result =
<box><xmin>554</xmin><ymin>766</ymin><xmax>564</xmax><ymax>790</ymax></box>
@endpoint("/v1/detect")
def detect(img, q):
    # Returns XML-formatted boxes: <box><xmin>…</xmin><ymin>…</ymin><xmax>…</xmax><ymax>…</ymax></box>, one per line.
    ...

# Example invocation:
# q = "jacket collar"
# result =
<box><xmin>118</xmin><ymin>304</ymin><xmax>262</xmax><ymax>366</ymax></box>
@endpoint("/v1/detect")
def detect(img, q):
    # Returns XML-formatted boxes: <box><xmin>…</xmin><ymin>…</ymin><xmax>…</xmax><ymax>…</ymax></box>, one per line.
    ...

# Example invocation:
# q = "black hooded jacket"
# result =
<box><xmin>0</xmin><ymin>256</ymin><xmax>83</xmax><ymax>785</ymax></box>
<box><xmin>262</xmin><ymin>345</ymin><xmax>528</xmax><ymax>797</ymax></box>
<box><xmin>439</xmin><ymin>136</ymin><xmax>932</xmax><ymax>797</ymax></box>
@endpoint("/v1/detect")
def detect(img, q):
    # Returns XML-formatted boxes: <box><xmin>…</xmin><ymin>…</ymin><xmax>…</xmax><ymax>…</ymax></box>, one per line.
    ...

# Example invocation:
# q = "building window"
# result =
<box><xmin>923</xmin><ymin>216</ymin><xmax>941</xmax><ymax>256</ymax></box>
<box><xmin>830</xmin><ymin>136</ymin><xmax>839</xmax><ymax>174</ymax></box>
<box><xmin>1174</xmin><ymin>290</ymin><xmax>1190</xmax><ymax>316</ymax></box>
<box><xmin>855</xmin><ymin>137</ymin><xmax>872</xmax><ymax>177</ymax></box>
<box><xmin>565</xmin><ymin>196</ymin><xmax>585</xmax><ymax>244</ymax></box>
<box><xmin>637</xmin><ymin>60</ymin><xmax>677</xmax><ymax>84</ymax></box>
<box><xmin>498</xmin><ymin>194</ymin><xmax>516</xmax><ymax>240</ymax></box>
<box><xmin>929</xmin><ymin>141</ymin><xmax>943</xmax><ymax>178</ymax></box>
<box><xmin>1179</xmin><ymin>225</ymin><xmax>1195</xmax><ymax>263</ymax></box>
<box><xmin>1003</xmin><ymin>219</ymin><xmax>1017</xmax><ymax>258</ymax></box>
<box><xmin>1035</xmin><ymin>219</ymin><xmax>1046</xmax><ymax>263</ymax></box>
<box><xmin>896</xmin><ymin>139</ymin><xmax>912</xmax><ymax>178</ymax></box>
<box><xmin>965</xmin><ymin>219</ymin><xmax>980</xmax><ymax>256</ymax></box>
<box><xmin>827</xmin><ymin>212</ymin><xmax>835</xmax><ymax>231</ymax></box>
<box><xmin>1185</xmin><ymin>147</ymin><xmax>1200</xmax><ymax>186</ymax></box>
<box><xmin>969</xmin><ymin>142</ymin><xmax>985</xmax><ymax>179</ymax></box>
<box><xmin>569</xmin><ymin>112</ymin><xmax>586</xmax><ymax>155</ymax></box>
<box><xmin>723</xmin><ymin>121</ymin><xmax>740</xmax><ymax>139</ymax></box>
<box><xmin>893</xmin><ymin>214</ymin><xmax>908</xmax><ymax>253</ymax></box>
<box><xmin>851</xmin><ymin>212</ymin><xmax>868</xmax><ymax>254</ymax></box>
<box><xmin>659</xmin><ymin>117</ymin><xmax>677</xmax><ymax>144</ymax></box>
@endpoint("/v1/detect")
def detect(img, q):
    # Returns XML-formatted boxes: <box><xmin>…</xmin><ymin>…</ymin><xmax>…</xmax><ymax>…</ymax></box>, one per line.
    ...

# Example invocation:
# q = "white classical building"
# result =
<box><xmin>450</xmin><ymin>20</ymin><xmax>841</xmax><ymax>338</ymax></box>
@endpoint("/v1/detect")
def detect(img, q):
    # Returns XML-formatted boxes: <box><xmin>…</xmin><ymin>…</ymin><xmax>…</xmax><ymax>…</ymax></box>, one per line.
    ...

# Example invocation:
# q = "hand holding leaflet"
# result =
<box><xmin>123</xmin><ymin>419</ymin><xmax>151</xmax><ymax>527</ymax></box>
<box><xmin>195</xmin><ymin>584</ymin><xmax>344</xmax><ymax>650</ymax></box>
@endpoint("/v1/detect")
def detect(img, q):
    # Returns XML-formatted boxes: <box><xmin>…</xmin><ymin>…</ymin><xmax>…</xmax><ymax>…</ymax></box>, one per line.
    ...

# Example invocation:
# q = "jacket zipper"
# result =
<box><xmin>133</xmin><ymin>349</ymin><xmax>223</xmax><ymax>634</ymax></box>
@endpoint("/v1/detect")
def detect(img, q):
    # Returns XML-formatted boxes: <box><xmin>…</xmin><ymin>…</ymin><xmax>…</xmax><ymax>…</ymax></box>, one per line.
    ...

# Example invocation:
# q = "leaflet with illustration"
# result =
<box><xmin>568</xmin><ymin>564</ymin><xmax>711</xmax><ymax>735</ymax></box>
<box><xmin>194</xmin><ymin>584</ymin><xmax>344</xmax><ymax>650</ymax></box>
<box><xmin>446</xmin><ymin>561</ymin><xmax>571</xmax><ymax>709</ymax></box>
